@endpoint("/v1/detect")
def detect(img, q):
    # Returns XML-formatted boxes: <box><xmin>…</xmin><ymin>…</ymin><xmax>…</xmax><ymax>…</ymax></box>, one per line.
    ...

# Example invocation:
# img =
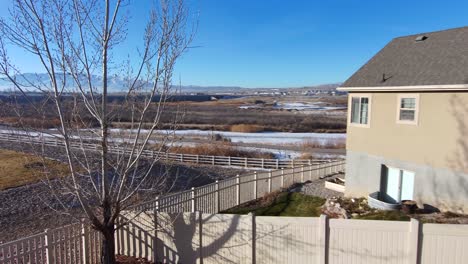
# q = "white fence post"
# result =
<box><xmin>318</xmin><ymin>215</ymin><xmax>329</xmax><ymax>264</ymax></box>
<box><xmin>44</xmin><ymin>229</ymin><xmax>52</xmax><ymax>264</ymax></box>
<box><xmin>245</xmin><ymin>157</ymin><xmax>248</xmax><ymax>168</ymax></box>
<box><xmin>191</xmin><ymin>187</ymin><xmax>196</xmax><ymax>213</ymax></box>
<box><xmin>281</xmin><ymin>168</ymin><xmax>284</xmax><ymax>188</ymax></box>
<box><xmin>81</xmin><ymin>223</ymin><xmax>89</xmax><ymax>264</ymax></box>
<box><xmin>212</xmin><ymin>156</ymin><xmax>215</xmax><ymax>165</ymax></box>
<box><xmin>261</xmin><ymin>158</ymin><xmax>264</xmax><ymax>169</ymax></box>
<box><xmin>408</xmin><ymin>218</ymin><xmax>420</xmax><ymax>264</ymax></box>
<box><xmin>215</xmin><ymin>180</ymin><xmax>220</xmax><ymax>213</ymax></box>
<box><xmin>198</xmin><ymin>211</ymin><xmax>203</xmax><ymax>263</ymax></box>
<box><xmin>253</xmin><ymin>172</ymin><xmax>257</xmax><ymax>200</ymax></box>
<box><xmin>228</xmin><ymin>156</ymin><xmax>231</xmax><ymax>166</ymax></box>
<box><xmin>276</xmin><ymin>159</ymin><xmax>279</xmax><ymax>170</ymax></box>
<box><xmin>301</xmin><ymin>166</ymin><xmax>304</xmax><ymax>182</ymax></box>
<box><xmin>196</xmin><ymin>154</ymin><xmax>200</xmax><ymax>164</ymax></box>
<box><xmin>153</xmin><ymin>209</ymin><xmax>158</xmax><ymax>262</ymax></box>
<box><xmin>250</xmin><ymin>212</ymin><xmax>256</xmax><ymax>264</ymax></box>
<box><xmin>180</xmin><ymin>154</ymin><xmax>184</xmax><ymax>162</ymax></box>
<box><xmin>268</xmin><ymin>170</ymin><xmax>272</xmax><ymax>193</ymax></box>
<box><xmin>236</xmin><ymin>175</ymin><xmax>240</xmax><ymax>206</ymax></box>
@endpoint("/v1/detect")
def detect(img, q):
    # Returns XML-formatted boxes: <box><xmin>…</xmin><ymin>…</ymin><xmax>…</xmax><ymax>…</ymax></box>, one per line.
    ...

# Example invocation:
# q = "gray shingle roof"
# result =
<box><xmin>341</xmin><ymin>26</ymin><xmax>468</xmax><ymax>88</ymax></box>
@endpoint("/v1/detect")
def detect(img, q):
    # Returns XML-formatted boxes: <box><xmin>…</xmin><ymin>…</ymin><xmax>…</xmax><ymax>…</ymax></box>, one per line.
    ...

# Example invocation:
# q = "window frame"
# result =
<box><xmin>348</xmin><ymin>93</ymin><xmax>372</xmax><ymax>128</ymax></box>
<box><xmin>396</xmin><ymin>94</ymin><xmax>420</xmax><ymax>125</ymax></box>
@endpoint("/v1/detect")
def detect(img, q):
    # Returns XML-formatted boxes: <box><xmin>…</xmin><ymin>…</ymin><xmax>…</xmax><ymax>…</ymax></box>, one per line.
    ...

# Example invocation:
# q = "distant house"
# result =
<box><xmin>337</xmin><ymin>27</ymin><xmax>468</xmax><ymax>212</ymax></box>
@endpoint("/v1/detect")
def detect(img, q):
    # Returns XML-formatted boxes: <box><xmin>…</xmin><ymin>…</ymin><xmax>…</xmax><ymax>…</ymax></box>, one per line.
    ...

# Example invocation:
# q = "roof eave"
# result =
<box><xmin>337</xmin><ymin>84</ymin><xmax>468</xmax><ymax>92</ymax></box>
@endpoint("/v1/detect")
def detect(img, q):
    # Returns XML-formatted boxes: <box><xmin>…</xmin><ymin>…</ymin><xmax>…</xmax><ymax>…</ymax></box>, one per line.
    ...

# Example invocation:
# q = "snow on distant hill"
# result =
<box><xmin>0</xmin><ymin>73</ymin><xmax>340</xmax><ymax>94</ymax></box>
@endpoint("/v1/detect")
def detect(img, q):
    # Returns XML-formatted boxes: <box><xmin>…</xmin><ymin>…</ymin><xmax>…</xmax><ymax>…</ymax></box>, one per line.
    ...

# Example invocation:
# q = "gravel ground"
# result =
<box><xmin>293</xmin><ymin>173</ymin><xmax>345</xmax><ymax>199</ymax></box>
<box><xmin>0</xmin><ymin>141</ymin><xmax>251</xmax><ymax>242</ymax></box>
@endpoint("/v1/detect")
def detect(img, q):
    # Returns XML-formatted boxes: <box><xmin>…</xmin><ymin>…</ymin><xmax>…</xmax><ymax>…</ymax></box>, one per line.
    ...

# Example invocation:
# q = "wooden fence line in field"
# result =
<box><xmin>0</xmin><ymin>132</ymin><xmax>333</xmax><ymax>169</ymax></box>
<box><xmin>0</xmin><ymin>160</ymin><xmax>345</xmax><ymax>264</ymax></box>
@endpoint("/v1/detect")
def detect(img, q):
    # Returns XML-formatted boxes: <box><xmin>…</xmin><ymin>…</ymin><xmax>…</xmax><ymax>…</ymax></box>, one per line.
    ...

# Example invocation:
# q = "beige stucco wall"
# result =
<box><xmin>346</xmin><ymin>92</ymin><xmax>468</xmax><ymax>174</ymax></box>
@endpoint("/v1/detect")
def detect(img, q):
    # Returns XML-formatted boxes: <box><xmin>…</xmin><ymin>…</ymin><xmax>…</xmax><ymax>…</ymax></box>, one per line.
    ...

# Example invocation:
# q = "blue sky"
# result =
<box><xmin>1</xmin><ymin>0</ymin><xmax>468</xmax><ymax>87</ymax></box>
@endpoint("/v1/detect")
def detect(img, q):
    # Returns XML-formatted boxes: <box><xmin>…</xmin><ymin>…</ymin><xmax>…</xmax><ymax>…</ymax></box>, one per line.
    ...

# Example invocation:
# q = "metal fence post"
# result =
<box><xmin>236</xmin><ymin>175</ymin><xmax>241</xmax><ymax>205</ymax></box>
<box><xmin>215</xmin><ymin>180</ymin><xmax>220</xmax><ymax>213</ymax></box>
<box><xmin>196</xmin><ymin>154</ymin><xmax>200</xmax><ymax>164</ymax></box>
<box><xmin>245</xmin><ymin>157</ymin><xmax>248</xmax><ymax>168</ymax></box>
<box><xmin>228</xmin><ymin>156</ymin><xmax>231</xmax><ymax>166</ymax></box>
<box><xmin>276</xmin><ymin>159</ymin><xmax>279</xmax><ymax>170</ymax></box>
<box><xmin>44</xmin><ymin>229</ymin><xmax>53</xmax><ymax>264</ymax></box>
<box><xmin>191</xmin><ymin>187</ymin><xmax>196</xmax><ymax>213</ymax></box>
<box><xmin>180</xmin><ymin>154</ymin><xmax>184</xmax><ymax>163</ymax></box>
<box><xmin>253</xmin><ymin>172</ymin><xmax>257</xmax><ymax>200</ymax></box>
<box><xmin>212</xmin><ymin>156</ymin><xmax>215</xmax><ymax>165</ymax></box>
<box><xmin>261</xmin><ymin>158</ymin><xmax>264</xmax><ymax>169</ymax></box>
<box><xmin>268</xmin><ymin>170</ymin><xmax>272</xmax><ymax>193</ymax></box>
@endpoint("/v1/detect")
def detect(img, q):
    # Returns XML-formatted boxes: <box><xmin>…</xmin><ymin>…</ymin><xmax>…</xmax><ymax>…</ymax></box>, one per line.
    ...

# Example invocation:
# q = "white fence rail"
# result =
<box><xmin>0</xmin><ymin>132</ymin><xmax>332</xmax><ymax>169</ymax></box>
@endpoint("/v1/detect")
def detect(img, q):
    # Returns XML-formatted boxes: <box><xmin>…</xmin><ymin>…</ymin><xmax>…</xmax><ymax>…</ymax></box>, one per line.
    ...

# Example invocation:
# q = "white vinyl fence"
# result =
<box><xmin>4</xmin><ymin>212</ymin><xmax>468</xmax><ymax>264</ymax></box>
<box><xmin>0</xmin><ymin>160</ymin><xmax>344</xmax><ymax>264</ymax></box>
<box><xmin>133</xmin><ymin>160</ymin><xmax>345</xmax><ymax>212</ymax></box>
<box><xmin>119</xmin><ymin>213</ymin><xmax>468</xmax><ymax>264</ymax></box>
<box><xmin>0</xmin><ymin>132</ymin><xmax>331</xmax><ymax>169</ymax></box>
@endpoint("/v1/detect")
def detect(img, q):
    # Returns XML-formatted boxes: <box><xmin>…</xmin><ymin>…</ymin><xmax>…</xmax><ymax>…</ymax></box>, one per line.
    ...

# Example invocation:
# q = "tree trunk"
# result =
<box><xmin>101</xmin><ymin>225</ymin><xmax>116</xmax><ymax>264</ymax></box>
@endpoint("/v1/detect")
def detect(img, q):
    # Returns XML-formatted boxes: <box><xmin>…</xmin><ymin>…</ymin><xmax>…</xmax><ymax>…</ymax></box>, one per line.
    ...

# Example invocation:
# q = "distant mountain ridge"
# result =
<box><xmin>0</xmin><ymin>73</ymin><xmax>340</xmax><ymax>93</ymax></box>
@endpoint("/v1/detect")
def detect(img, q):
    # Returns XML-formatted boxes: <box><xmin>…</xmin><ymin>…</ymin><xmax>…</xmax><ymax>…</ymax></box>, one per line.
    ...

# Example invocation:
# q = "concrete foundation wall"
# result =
<box><xmin>345</xmin><ymin>150</ymin><xmax>468</xmax><ymax>213</ymax></box>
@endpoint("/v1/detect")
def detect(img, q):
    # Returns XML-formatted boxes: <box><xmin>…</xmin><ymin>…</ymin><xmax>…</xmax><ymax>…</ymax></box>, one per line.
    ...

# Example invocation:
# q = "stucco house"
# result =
<box><xmin>337</xmin><ymin>26</ymin><xmax>468</xmax><ymax>212</ymax></box>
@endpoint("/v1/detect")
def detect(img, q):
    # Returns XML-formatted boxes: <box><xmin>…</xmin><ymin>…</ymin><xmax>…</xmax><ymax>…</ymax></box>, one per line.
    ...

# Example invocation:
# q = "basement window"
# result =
<box><xmin>397</xmin><ymin>94</ymin><xmax>419</xmax><ymax>125</ymax></box>
<box><xmin>350</xmin><ymin>95</ymin><xmax>371</xmax><ymax>127</ymax></box>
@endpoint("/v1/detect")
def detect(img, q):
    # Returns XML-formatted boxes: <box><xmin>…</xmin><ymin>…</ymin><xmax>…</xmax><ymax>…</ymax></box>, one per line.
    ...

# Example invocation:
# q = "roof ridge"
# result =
<box><xmin>392</xmin><ymin>26</ymin><xmax>468</xmax><ymax>40</ymax></box>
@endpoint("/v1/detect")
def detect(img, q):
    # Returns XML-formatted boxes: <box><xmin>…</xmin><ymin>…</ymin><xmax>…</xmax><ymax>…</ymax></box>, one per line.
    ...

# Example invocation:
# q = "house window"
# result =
<box><xmin>350</xmin><ymin>95</ymin><xmax>370</xmax><ymax>126</ymax></box>
<box><xmin>397</xmin><ymin>94</ymin><xmax>419</xmax><ymax>125</ymax></box>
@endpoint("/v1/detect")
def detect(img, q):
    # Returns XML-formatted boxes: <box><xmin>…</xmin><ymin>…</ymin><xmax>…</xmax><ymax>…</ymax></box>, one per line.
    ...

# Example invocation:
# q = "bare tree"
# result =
<box><xmin>0</xmin><ymin>0</ymin><xmax>195</xmax><ymax>263</ymax></box>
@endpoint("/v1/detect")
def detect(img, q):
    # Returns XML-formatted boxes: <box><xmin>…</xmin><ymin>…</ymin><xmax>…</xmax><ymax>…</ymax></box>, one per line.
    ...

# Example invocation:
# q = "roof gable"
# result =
<box><xmin>340</xmin><ymin>26</ymin><xmax>468</xmax><ymax>91</ymax></box>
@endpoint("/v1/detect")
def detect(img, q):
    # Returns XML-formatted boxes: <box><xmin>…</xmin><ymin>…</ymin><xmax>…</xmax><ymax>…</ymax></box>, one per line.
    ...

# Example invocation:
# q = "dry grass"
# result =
<box><xmin>298</xmin><ymin>153</ymin><xmax>316</xmax><ymax>160</ymax></box>
<box><xmin>230</xmin><ymin>124</ymin><xmax>265</xmax><ymax>133</ymax></box>
<box><xmin>0</xmin><ymin>149</ymin><xmax>70</xmax><ymax>190</ymax></box>
<box><xmin>0</xmin><ymin>117</ymin><xmax>61</xmax><ymax>129</ymax></box>
<box><xmin>300</xmin><ymin>139</ymin><xmax>346</xmax><ymax>149</ymax></box>
<box><xmin>170</xmin><ymin>142</ymin><xmax>275</xmax><ymax>159</ymax></box>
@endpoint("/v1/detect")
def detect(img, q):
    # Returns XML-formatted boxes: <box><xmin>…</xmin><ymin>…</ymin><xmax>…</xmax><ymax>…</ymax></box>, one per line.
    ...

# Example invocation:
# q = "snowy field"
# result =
<box><xmin>0</xmin><ymin>128</ymin><xmax>346</xmax><ymax>159</ymax></box>
<box><xmin>148</xmin><ymin>129</ymin><xmax>346</xmax><ymax>145</ymax></box>
<box><xmin>239</xmin><ymin>102</ymin><xmax>346</xmax><ymax>111</ymax></box>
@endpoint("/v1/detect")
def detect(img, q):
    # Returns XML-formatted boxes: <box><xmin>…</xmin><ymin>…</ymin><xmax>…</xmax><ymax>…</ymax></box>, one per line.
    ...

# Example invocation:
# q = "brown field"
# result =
<box><xmin>0</xmin><ymin>149</ymin><xmax>70</xmax><ymax>190</ymax></box>
<box><xmin>0</xmin><ymin>94</ymin><xmax>347</xmax><ymax>133</ymax></box>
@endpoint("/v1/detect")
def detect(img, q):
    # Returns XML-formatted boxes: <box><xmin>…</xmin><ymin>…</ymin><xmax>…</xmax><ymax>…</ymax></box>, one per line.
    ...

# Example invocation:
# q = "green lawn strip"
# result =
<box><xmin>354</xmin><ymin>210</ymin><xmax>410</xmax><ymax>221</ymax></box>
<box><xmin>223</xmin><ymin>192</ymin><xmax>326</xmax><ymax>217</ymax></box>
